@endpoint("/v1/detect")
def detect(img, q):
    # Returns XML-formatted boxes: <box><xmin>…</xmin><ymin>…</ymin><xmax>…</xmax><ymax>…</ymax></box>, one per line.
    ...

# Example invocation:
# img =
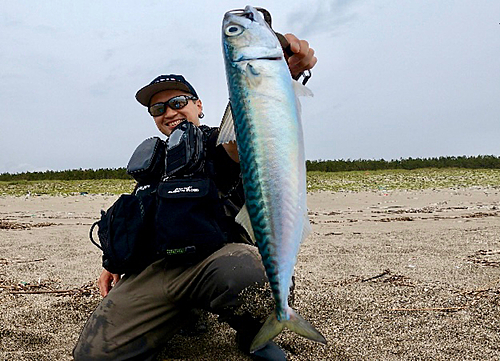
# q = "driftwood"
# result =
<box><xmin>9</xmin><ymin>289</ymin><xmax>85</xmax><ymax>296</ymax></box>
<box><xmin>0</xmin><ymin>220</ymin><xmax>56</xmax><ymax>230</ymax></box>
<box><xmin>362</xmin><ymin>269</ymin><xmax>391</xmax><ymax>282</ymax></box>
<box><xmin>1</xmin><ymin>279</ymin><xmax>97</xmax><ymax>297</ymax></box>
<box><xmin>391</xmin><ymin>306</ymin><xmax>466</xmax><ymax>312</ymax></box>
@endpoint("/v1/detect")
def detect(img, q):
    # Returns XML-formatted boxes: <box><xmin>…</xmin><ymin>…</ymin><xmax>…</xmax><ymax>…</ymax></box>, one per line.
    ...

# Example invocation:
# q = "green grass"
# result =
<box><xmin>1</xmin><ymin>169</ymin><xmax>499</xmax><ymax>196</ymax></box>
<box><xmin>306</xmin><ymin>168</ymin><xmax>500</xmax><ymax>192</ymax></box>
<box><xmin>0</xmin><ymin>179</ymin><xmax>136</xmax><ymax>196</ymax></box>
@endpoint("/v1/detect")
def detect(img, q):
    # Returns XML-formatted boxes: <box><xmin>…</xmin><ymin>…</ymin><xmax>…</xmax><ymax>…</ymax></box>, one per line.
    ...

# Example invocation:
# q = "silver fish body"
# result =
<box><xmin>221</xmin><ymin>5</ymin><xmax>326</xmax><ymax>352</ymax></box>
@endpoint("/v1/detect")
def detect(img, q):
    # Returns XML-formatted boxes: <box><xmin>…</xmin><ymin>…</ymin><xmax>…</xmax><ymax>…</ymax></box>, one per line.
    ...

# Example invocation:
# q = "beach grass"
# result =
<box><xmin>306</xmin><ymin>168</ymin><xmax>500</xmax><ymax>192</ymax></box>
<box><xmin>1</xmin><ymin>169</ymin><xmax>499</xmax><ymax>196</ymax></box>
<box><xmin>0</xmin><ymin>179</ymin><xmax>136</xmax><ymax>196</ymax></box>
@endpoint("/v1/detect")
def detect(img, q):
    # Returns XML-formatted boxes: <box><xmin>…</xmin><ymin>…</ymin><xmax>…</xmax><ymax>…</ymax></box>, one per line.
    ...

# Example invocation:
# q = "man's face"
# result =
<box><xmin>150</xmin><ymin>89</ymin><xmax>203</xmax><ymax>136</ymax></box>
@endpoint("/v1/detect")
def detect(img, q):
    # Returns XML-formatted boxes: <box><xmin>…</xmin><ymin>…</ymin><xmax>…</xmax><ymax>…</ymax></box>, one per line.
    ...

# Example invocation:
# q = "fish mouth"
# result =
<box><xmin>225</xmin><ymin>6</ymin><xmax>270</xmax><ymax>26</ymax></box>
<box><xmin>235</xmin><ymin>55</ymin><xmax>282</xmax><ymax>63</ymax></box>
<box><xmin>223</xmin><ymin>5</ymin><xmax>283</xmax><ymax>63</ymax></box>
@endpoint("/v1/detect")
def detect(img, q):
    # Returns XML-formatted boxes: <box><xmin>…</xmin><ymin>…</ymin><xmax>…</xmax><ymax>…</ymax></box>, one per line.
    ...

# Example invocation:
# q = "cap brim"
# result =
<box><xmin>135</xmin><ymin>81</ymin><xmax>194</xmax><ymax>106</ymax></box>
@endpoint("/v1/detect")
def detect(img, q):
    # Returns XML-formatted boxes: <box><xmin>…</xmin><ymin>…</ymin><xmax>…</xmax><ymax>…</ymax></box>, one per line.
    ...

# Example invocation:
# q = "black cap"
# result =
<box><xmin>135</xmin><ymin>74</ymin><xmax>198</xmax><ymax>106</ymax></box>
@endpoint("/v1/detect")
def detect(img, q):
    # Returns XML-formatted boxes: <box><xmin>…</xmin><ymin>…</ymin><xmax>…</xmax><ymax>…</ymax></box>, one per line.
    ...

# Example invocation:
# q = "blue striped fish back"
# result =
<box><xmin>226</xmin><ymin>69</ymin><xmax>287</xmax><ymax>313</ymax></box>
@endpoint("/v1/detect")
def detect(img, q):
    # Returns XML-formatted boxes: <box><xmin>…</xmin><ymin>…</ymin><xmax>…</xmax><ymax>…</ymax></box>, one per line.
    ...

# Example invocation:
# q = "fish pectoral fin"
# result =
<box><xmin>235</xmin><ymin>204</ymin><xmax>256</xmax><ymax>244</ymax></box>
<box><xmin>292</xmin><ymin>79</ymin><xmax>314</xmax><ymax>97</ymax></box>
<box><xmin>292</xmin><ymin>79</ymin><xmax>314</xmax><ymax>115</ymax></box>
<box><xmin>250</xmin><ymin>308</ymin><xmax>327</xmax><ymax>353</ymax></box>
<box><xmin>245</xmin><ymin>63</ymin><xmax>262</xmax><ymax>87</ymax></box>
<box><xmin>217</xmin><ymin>102</ymin><xmax>237</xmax><ymax>145</ymax></box>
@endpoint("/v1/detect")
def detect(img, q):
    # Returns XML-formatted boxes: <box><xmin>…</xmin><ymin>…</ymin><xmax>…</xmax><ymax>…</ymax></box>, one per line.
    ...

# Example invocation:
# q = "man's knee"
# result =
<box><xmin>202</xmin><ymin>244</ymin><xmax>267</xmax><ymax>310</ymax></box>
<box><xmin>214</xmin><ymin>244</ymin><xmax>266</xmax><ymax>288</ymax></box>
<box><xmin>73</xmin><ymin>311</ymin><xmax>113</xmax><ymax>361</ymax></box>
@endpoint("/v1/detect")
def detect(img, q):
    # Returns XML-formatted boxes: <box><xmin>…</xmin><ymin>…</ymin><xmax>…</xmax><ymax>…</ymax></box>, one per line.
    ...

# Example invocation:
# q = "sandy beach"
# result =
<box><xmin>1</xmin><ymin>188</ymin><xmax>499</xmax><ymax>360</ymax></box>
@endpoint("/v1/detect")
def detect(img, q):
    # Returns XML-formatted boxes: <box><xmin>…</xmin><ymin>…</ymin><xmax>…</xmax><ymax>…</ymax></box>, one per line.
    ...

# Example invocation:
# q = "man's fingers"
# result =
<box><xmin>113</xmin><ymin>274</ymin><xmax>121</xmax><ymax>285</ymax></box>
<box><xmin>98</xmin><ymin>278</ymin><xmax>110</xmax><ymax>297</ymax></box>
<box><xmin>290</xmin><ymin>40</ymin><xmax>301</xmax><ymax>54</ymax></box>
<box><xmin>97</xmin><ymin>269</ymin><xmax>121</xmax><ymax>297</ymax></box>
<box><xmin>284</xmin><ymin>33</ymin><xmax>300</xmax><ymax>52</ymax></box>
<box><xmin>283</xmin><ymin>33</ymin><xmax>317</xmax><ymax>77</ymax></box>
<box><xmin>290</xmin><ymin>47</ymin><xmax>315</xmax><ymax>68</ymax></box>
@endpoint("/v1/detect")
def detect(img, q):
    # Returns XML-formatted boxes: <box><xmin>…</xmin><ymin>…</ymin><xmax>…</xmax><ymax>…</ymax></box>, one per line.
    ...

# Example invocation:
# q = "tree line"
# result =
<box><xmin>306</xmin><ymin>155</ymin><xmax>500</xmax><ymax>172</ymax></box>
<box><xmin>0</xmin><ymin>168</ymin><xmax>131</xmax><ymax>181</ymax></box>
<box><xmin>0</xmin><ymin>155</ymin><xmax>499</xmax><ymax>181</ymax></box>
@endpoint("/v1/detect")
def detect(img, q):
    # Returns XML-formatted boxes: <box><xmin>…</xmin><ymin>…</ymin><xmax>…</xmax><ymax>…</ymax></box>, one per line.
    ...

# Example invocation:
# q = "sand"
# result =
<box><xmin>0</xmin><ymin>188</ymin><xmax>499</xmax><ymax>360</ymax></box>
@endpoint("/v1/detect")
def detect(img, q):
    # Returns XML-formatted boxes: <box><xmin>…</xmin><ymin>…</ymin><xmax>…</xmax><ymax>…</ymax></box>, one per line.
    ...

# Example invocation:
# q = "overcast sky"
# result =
<box><xmin>1</xmin><ymin>0</ymin><xmax>499</xmax><ymax>173</ymax></box>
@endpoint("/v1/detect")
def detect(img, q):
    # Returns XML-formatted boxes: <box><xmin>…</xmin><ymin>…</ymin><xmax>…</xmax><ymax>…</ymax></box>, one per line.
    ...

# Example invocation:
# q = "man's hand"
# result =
<box><xmin>222</xmin><ymin>141</ymin><xmax>239</xmax><ymax>163</ymax></box>
<box><xmin>284</xmin><ymin>33</ymin><xmax>317</xmax><ymax>79</ymax></box>
<box><xmin>98</xmin><ymin>269</ymin><xmax>121</xmax><ymax>297</ymax></box>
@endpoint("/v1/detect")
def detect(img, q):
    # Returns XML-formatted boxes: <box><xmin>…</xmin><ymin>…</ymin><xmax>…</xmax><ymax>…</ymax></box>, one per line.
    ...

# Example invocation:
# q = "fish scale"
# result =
<box><xmin>228</xmin><ymin>81</ymin><xmax>287</xmax><ymax>310</ymax></box>
<box><xmin>221</xmin><ymin>5</ymin><xmax>326</xmax><ymax>352</ymax></box>
<box><xmin>229</xmin><ymin>87</ymin><xmax>277</xmax><ymax>261</ymax></box>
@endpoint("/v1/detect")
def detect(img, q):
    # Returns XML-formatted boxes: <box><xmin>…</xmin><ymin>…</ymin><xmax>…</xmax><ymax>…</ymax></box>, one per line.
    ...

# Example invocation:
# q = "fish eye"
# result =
<box><xmin>225</xmin><ymin>24</ymin><xmax>244</xmax><ymax>36</ymax></box>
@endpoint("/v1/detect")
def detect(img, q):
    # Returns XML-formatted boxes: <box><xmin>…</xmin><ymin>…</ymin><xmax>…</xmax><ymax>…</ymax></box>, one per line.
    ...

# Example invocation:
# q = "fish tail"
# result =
<box><xmin>250</xmin><ymin>308</ymin><xmax>327</xmax><ymax>353</ymax></box>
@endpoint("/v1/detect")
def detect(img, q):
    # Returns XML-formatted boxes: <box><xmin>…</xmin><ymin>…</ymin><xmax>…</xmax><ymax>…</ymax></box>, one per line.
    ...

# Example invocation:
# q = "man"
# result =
<box><xmin>74</xmin><ymin>33</ymin><xmax>317</xmax><ymax>361</ymax></box>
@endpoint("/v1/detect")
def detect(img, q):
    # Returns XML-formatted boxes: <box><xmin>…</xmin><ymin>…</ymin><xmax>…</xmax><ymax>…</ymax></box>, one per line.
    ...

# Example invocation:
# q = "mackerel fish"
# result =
<box><xmin>219</xmin><ymin>5</ymin><xmax>326</xmax><ymax>352</ymax></box>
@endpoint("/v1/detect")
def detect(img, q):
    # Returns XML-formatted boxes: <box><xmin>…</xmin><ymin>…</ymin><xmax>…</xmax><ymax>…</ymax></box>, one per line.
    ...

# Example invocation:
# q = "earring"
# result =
<box><xmin>199</xmin><ymin>112</ymin><xmax>205</xmax><ymax>119</ymax></box>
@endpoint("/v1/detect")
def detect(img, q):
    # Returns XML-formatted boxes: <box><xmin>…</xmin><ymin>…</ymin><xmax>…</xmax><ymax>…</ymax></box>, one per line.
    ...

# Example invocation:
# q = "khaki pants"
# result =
<box><xmin>73</xmin><ymin>243</ymin><xmax>269</xmax><ymax>361</ymax></box>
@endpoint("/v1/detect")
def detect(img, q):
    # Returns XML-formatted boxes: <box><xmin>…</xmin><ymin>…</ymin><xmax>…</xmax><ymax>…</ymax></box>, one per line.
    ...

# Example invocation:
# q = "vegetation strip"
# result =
<box><xmin>1</xmin><ymin>169</ymin><xmax>500</xmax><ymax>196</ymax></box>
<box><xmin>1</xmin><ymin>155</ymin><xmax>499</xmax><ymax>182</ymax></box>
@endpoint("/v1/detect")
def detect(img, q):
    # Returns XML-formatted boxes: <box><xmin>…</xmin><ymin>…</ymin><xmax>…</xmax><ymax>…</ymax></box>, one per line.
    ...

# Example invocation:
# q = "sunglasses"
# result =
<box><xmin>148</xmin><ymin>95</ymin><xmax>198</xmax><ymax>117</ymax></box>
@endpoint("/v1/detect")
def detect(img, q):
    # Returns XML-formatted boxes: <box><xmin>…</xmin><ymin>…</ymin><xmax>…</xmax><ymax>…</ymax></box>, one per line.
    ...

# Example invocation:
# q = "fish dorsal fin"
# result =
<box><xmin>217</xmin><ymin>102</ymin><xmax>237</xmax><ymax>145</ymax></box>
<box><xmin>235</xmin><ymin>203</ymin><xmax>256</xmax><ymax>244</ymax></box>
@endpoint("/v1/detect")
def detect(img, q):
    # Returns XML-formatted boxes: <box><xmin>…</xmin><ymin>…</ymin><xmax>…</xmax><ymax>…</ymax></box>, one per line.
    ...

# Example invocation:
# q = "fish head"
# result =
<box><xmin>222</xmin><ymin>6</ymin><xmax>283</xmax><ymax>64</ymax></box>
